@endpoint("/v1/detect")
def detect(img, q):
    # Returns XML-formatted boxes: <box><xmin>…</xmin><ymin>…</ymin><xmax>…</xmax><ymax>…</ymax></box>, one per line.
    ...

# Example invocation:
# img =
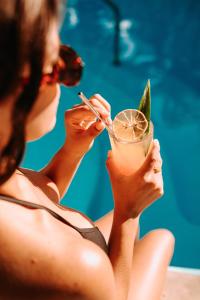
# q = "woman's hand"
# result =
<box><xmin>63</xmin><ymin>94</ymin><xmax>111</xmax><ymax>157</ymax></box>
<box><xmin>106</xmin><ymin>140</ymin><xmax>163</xmax><ymax>218</ymax></box>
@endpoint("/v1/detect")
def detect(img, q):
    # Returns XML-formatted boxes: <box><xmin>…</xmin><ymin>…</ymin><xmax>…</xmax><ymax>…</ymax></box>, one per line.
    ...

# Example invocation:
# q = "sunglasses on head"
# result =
<box><xmin>22</xmin><ymin>45</ymin><xmax>84</xmax><ymax>87</ymax></box>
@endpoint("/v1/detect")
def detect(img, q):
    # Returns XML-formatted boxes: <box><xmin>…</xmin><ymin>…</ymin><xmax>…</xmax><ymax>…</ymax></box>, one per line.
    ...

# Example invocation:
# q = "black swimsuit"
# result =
<box><xmin>0</xmin><ymin>194</ymin><xmax>108</xmax><ymax>254</ymax></box>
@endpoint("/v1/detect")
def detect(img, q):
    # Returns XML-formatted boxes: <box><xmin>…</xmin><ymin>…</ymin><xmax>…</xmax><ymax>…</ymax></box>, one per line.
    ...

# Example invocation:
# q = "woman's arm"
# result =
<box><xmin>105</xmin><ymin>140</ymin><xmax>163</xmax><ymax>299</ymax></box>
<box><xmin>94</xmin><ymin>209</ymin><xmax>140</xmax><ymax>244</ymax></box>
<box><xmin>39</xmin><ymin>94</ymin><xmax>111</xmax><ymax>200</ymax></box>
<box><xmin>108</xmin><ymin>211</ymin><xmax>138</xmax><ymax>300</ymax></box>
<box><xmin>39</xmin><ymin>141</ymin><xmax>84</xmax><ymax>199</ymax></box>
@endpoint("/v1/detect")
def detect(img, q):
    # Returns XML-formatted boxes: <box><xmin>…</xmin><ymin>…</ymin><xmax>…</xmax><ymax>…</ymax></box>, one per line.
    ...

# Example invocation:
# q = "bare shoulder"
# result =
<box><xmin>19</xmin><ymin>167</ymin><xmax>60</xmax><ymax>202</ymax></box>
<box><xmin>0</xmin><ymin>210</ymin><xmax>116</xmax><ymax>299</ymax></box>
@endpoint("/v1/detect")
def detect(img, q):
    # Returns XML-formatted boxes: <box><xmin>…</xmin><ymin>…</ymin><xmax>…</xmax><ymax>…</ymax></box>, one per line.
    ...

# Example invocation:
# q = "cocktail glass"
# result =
<box><xmin>109</xmin><ymin>111</ymin><xmax>153</xmax><ymax>175</ymax></box>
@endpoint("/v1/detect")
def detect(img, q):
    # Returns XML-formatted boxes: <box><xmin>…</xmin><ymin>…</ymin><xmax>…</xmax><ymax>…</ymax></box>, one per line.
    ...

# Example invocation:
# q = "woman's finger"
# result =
<box><xmin>139</xmin><ymin>140</ymin><xmax>161</xmax><ymax>175</ymax></box>
<box><xmin>106</xmin><ymin>150</ymin><xmax>122</xmax><ymax>180</ymax></box>
<box><xmin>149</xmin><ymin>150</ymin><xmax>163</xmax><ymax>173</ymax></box>
<box><xmin>89</xmin><ymin>98</ymin><xmax>112</xmax><ymax>125</ymax></box>
<box><xmin>66</xmin><ymin>105</ymin><xmax>108</xmax><ymax>119</ymax></box>
<box><xmin>65</xmin><ymin>106</ymin><xmax>93</xmax><ymax>120</ymax></box>
<box><xmin>72</xmin><ymin>103</ymin><xmax>85</xmax><ymax>108</ymax></box>
<box><xmin>73</xmin><ymin>94</ymin><xmax>111</xmax><ymax>113</ymax></box>
<box><xmin>89</xmin><ymin>98</ymin><xmax>110</xmax><ymax>116</ymax></box>
<box><xmin>65</xmin><ymin>106</ymin><xmax>110</xmax><ymax>129</ymax></box>
<box><xmin>89</xmin><ymin>94</ymin><xmax>111</xmax><ymax>112</ymax></box>
<box><xmin>151</xmin><ymin>161</ymin><xmax>162</xmax><ymax>174</ymax></box>
<box><xmin>153</xmin><ymin>172</ymin><xmax>164</xmax><ymax>196</ymax></box>
<box><xmin>87</xmin><ymin>120</ymin><xmax>105</xmax><ymax>136</ymax></box>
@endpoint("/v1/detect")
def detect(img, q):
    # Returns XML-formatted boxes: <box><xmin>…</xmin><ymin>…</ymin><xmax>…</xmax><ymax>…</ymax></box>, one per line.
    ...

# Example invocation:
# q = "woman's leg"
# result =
<box><xmin>95</xmin><ymin>211</ymin><xmax>175</xmax><ymax>300</ymax></box>
<box><xmin>127</xmin><ymin>229</ymin><xmax>175</xmax><ymax>300</ymax></box>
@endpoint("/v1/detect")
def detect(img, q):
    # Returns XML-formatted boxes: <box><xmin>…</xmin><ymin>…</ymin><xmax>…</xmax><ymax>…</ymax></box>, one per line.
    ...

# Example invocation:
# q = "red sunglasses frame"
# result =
<box><xmin>22</xmin><ymin>45</ymin><xmax>84</xmax><ymax>87</ymax></box>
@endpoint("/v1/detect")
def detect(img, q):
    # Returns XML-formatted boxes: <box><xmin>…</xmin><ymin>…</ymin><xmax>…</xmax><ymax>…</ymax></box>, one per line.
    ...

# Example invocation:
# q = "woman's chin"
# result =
<box><xmin>26</xmin><ymin>117</ymin><xmax>57</xmax><ymax>142</ymax></box>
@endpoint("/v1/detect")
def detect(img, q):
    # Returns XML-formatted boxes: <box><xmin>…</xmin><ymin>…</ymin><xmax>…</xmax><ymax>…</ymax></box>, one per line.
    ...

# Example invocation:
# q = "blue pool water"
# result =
<box><xmin>23</xmin><ymin>0</ymin><xmax>200</xmax><ymax>268</ymax></box>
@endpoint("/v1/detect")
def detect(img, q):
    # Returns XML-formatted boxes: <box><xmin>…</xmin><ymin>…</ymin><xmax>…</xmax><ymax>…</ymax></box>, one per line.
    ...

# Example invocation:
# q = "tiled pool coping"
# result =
<box><xmin>169</xmin><ymin>266</ymin><xmax>200</xmax><ymax>275</ymax></box>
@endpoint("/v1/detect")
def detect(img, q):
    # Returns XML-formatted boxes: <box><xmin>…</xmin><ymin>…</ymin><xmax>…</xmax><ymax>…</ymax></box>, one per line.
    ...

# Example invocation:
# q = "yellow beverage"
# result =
<box><xmin>109</xmin><ymin>109</ymin><xmax>153</xmax><ymax>174</ymax></box>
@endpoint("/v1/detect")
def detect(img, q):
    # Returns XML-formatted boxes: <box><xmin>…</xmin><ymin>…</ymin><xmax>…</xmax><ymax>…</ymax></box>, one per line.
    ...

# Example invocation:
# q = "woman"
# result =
<box><xmin>0</xmin><ymin>1</ymin><xmax>174</xmax><ymax>299</ymax></box>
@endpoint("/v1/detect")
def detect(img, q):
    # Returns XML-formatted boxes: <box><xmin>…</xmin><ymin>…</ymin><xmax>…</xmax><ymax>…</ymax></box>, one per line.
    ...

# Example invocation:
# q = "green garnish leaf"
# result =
<box><xmin>138</xmin><ymin>79</ymin><xmax>151</xmax><ymax>133</ymax></box>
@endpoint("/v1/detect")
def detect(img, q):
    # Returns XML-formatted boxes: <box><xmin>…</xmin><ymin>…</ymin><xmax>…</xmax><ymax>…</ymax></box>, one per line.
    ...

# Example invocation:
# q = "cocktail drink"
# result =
<box><xmin>109</xmin><ymin>118</ymin><xmax>153</xmax><ymax>174</ymax></box>
<box><xmin>109</xmin><ymin>80</ymin><xmax>153</xmax><ymax>174</ymax></box>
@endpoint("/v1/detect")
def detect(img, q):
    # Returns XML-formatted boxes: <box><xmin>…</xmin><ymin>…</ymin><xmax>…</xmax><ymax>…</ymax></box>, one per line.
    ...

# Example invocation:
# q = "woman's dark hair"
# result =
<box><xmin>0</xmin><ymin>0</ymin><xmax>61</xmax><ymax>184</ymax></box>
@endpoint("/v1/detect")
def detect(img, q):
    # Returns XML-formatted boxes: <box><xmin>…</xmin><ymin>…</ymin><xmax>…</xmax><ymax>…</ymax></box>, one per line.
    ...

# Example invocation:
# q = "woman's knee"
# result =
<box><xmin>155</xmin><ymin>228</ymin><xmax>175</xmax><ymax>247</ymax></box>
<box><xmin>143</xmin><ymin>228</ymin><xmax>175</xmax><ymax>255</ymax></box>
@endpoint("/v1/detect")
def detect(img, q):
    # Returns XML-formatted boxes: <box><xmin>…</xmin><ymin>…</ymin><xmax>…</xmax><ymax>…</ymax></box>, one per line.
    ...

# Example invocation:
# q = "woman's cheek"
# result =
<box><xmin>25</xmin><ymin>84</ymin><xmax>61</xmax><ymax>142</ymax></box>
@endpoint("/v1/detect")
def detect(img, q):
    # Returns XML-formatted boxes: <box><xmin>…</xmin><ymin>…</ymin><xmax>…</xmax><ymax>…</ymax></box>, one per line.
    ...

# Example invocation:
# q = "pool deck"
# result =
<box><xmin>162</xmin><ymin>267</ymin><xmax>200</xmax><ymax>300</ymax></box>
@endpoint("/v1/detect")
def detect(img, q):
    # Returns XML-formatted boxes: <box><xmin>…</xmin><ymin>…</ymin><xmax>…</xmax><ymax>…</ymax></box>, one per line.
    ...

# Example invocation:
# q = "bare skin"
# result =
<box><xmin>95</xmin><ymin>211</ymin><xmax>174</xmax><ymax>300</ymax></box>
<box><xmin>0</xmin><ymin>167</ymin><xmax>174</xmax><ymax>300</ymax></box>
<box><xmin>0</xmin><ymin>126</ymin><xmax>174</xmax><ymax>300</ymax></box>
<box><xmin>0</xmin><ymin>20</ymin><xmax>175</xmax><ymax>300</ymax></box>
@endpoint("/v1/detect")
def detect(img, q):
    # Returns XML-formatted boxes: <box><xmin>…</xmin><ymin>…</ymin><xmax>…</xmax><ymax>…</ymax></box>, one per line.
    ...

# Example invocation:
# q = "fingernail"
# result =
<box><xmin>96</xmin><ymin>121</ymin><xmax>104</xmax><ymax>131</ymax></box>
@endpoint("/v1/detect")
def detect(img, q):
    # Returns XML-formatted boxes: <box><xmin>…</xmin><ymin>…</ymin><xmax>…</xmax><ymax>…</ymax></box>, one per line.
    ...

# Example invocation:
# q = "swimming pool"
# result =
<box><xmin>23</xmin><ymin>0</ymin><xmax>200</xmax><ymax>269</ymax></box>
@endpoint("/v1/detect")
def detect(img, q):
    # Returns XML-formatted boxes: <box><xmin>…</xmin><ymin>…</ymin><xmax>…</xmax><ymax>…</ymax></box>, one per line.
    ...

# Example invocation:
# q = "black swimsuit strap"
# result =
<box><xmin>0</xmin><ymin>194</ymin><xmax>96</xmax><ymax>232</ymax></box>
<box><xmin>0</xmin><ymin>194</ymin><xmax>109</xmax><ymax>254</ymax></box>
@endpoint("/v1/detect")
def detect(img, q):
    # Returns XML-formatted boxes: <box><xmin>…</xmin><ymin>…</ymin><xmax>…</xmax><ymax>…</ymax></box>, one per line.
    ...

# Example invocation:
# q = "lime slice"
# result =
<box><xmin>112</xmin><ymin>109</ymin><xmax>148</xmax><ymax>141</ymax></box>
<box><xmin>138</xmin><ymin>79</ymin><xmax>151</xmax><ymax>133</ymax></box>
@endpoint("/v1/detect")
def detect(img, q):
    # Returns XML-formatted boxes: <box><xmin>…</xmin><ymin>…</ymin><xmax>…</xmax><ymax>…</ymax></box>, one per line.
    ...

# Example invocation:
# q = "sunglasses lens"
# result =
<box><xmin>58</xmin><ymin>45</ymin><xmax>83</xmax><ymax>87</ymax></box>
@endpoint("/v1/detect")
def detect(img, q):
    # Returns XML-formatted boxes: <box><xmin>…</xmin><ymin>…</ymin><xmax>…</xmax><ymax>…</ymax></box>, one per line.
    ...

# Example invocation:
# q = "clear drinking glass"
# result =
<box><xmin>109</xmin><ymin>119</ymin><xmax>153</xmax><ymax>175</ymax></box>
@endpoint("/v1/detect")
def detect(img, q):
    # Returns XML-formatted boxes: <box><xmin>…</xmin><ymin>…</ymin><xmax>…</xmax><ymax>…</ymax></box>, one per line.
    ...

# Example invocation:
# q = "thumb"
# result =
<box><xmin>87</xmin><ymin>120</ymin><xmax>105</xmax><ymax>138</ymax></box>
<box><xmin>106</xmin><ymin>150</ymin><xmax>119</xmax><ymax>178</ymax></box>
